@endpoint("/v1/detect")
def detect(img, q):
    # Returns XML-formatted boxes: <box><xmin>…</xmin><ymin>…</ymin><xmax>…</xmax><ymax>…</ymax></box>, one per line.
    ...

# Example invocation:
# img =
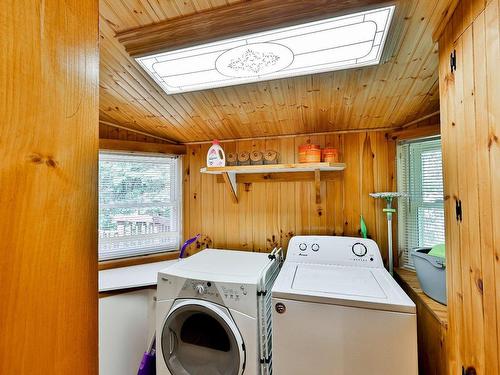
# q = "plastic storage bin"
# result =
<box><xmin>411</xmin><ymin>247</ymin><xmax>447</xmax><ymax>305</ymax></box>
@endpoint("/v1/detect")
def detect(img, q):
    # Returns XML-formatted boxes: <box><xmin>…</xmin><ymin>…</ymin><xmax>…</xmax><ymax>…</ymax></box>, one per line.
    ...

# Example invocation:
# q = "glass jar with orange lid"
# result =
<box><xmin>322</xmin><ymin>147</ymin><xmax>340</xmax><ymax>163</ymax></box>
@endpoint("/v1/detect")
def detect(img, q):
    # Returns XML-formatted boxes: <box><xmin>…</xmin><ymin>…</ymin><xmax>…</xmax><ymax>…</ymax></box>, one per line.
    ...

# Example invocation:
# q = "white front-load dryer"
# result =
<box><xmin>157</xmin><ymin>298</ymin><xmax>246</xmax><ymax>374</ymax></box>
<box><xmin>156</xmin><ymin>249</ymin><xmax>281</xmax><ymax>375</ymax></box>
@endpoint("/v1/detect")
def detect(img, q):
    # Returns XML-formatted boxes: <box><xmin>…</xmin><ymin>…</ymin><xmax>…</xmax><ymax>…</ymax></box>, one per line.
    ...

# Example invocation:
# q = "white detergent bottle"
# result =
<box><xmin>206</xmin><ymin>139</ymin><xmax>226</xmax><ymax>167</ymax></box>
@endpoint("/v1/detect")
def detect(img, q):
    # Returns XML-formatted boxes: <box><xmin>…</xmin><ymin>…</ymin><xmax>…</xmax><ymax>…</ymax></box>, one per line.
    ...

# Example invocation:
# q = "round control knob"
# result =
<box><xmin>311</xmin><ymin>243</ymin><xmax>320</xmax><ymax>252</ymax></box>
<box><xmin>195</xmin><ymin>284</ymin><xmax>206</xmax><ymax>294</ymax></box>
<box><xmin>352</xmin><ymin>243</ymin><xmax>368</xmax><ymax>257</ymax></box>
<box><xmin>275</xmin><ymin>302</ymin><xmax>286</xmax><ymax>314</ymax></box>
<box><xmin>299</xmin><ymin>243</ymin><xmax>307</xmax><ymax>251</ymax></box>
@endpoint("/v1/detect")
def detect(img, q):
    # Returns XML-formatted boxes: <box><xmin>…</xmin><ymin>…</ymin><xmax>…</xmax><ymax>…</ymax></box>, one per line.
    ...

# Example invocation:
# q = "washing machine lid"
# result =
<box><xmin>160</xmin><ymin>249</ymin><xmax>271</xmax><ymax>284</ymax></box>
<box><xmin>293</xmin><ymin>265</ymin><xmax>387</xmax><ymax>299</ymax></box>
<box><xmin>272</xmin><ymin>263</ymin><xmax>415</xmax><ymax>313</ymax></box>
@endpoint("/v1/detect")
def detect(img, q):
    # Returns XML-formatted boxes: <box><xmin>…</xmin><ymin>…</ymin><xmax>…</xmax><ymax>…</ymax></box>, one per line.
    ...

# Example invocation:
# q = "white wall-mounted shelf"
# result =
<box><xmin>200</xmin><ymin>162</ymin><xmax>345</xmax><ymax>174</ymax></box>
<box><xmin>200</xmin><ymin>162</ymin><xmax>346</xmax><ymax>203</ymax></box>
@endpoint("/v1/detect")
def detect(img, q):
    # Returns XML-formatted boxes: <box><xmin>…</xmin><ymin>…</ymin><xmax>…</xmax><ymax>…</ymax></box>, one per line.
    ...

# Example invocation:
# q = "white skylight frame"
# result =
<box><xmin>136</xmin><ymin>5</ymin><xmax>395</xmax><ymax>95</ymax></box>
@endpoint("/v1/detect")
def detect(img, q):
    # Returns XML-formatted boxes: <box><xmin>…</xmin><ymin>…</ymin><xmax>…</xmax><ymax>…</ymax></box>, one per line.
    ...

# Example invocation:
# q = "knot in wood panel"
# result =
<box><xmin>28</xmin><ymin>153</ymin><xmax>58</xmax><ymax>168</ymax></box>
<box><xmin>476</xmin><ymin>278</ymin><xmax>483</xmax><ymax>294</ymax></box>
<box><xmin>28</xmin><ymin>153</ymin><xmax>43</xmax><ymax>164</ymax></box>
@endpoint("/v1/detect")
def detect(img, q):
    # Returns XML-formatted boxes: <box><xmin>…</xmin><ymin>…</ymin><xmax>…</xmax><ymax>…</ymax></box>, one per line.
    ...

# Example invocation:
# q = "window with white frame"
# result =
<box><xmin>98</xmin><ymin>152</ymin><xmax>181</xmax><ymax>261</ymax></box>
<box><xmin>397</xmin><ymin>137</ymin><xmax>445</xmax><ymax>269</ymax></box>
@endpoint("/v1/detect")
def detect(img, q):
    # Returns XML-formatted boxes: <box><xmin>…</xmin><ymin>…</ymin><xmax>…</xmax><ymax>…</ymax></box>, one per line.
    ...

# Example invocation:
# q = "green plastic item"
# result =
<box><xmin>428</xmin><ymin>243</ymin><xmax>446</xmax><ymax>258</ymax></box>
<box><xmin>360</xmin><ymin>215</ymin><xmax>368</xmax><ymax>239</ymax></box>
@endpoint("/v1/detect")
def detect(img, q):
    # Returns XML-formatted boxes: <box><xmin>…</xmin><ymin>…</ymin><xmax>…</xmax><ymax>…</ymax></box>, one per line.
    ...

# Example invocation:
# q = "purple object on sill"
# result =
<box><xmin>179</xmin><ymin>234</ymin><xmax>200</xmax><ymax>259</ymax></box>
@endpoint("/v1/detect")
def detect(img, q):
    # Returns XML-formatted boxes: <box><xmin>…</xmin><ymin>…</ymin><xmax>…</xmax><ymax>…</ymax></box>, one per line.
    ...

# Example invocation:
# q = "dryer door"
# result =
<box><xmin>161</xmin><ymin>299</ymin><xmax>245</xmax><ymax>375</ymax></box>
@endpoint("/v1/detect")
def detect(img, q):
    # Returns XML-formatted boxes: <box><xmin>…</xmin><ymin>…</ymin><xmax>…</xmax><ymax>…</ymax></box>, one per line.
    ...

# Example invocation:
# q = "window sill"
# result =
<box><xmin>99</xmin><ymin>259</ymin><xmax>177</xmax><ymax>295</ymax></box>
<box><xmin>98</xmin><ymin>250</ymin><xmax>180</xmax><ymax>270</ymax></box>
<box><xmin>394</xmin><ymin>268</ymin><xmax>448</xmax><ymax>327</ymax></box>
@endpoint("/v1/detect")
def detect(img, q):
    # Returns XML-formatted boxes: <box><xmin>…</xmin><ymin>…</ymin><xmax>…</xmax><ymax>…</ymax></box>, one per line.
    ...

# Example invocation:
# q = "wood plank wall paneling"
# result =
<box><xmin>183</xmin><ymin>132</ymin><xmax>398</xmax><ymax>264</ymax></box>
<box><xmin>438</xmin><ymin>0</ymin><xmax>499</xmax><ymax>373</ymax></box>
<box><xmin>0</xmin><ymin>1</ymin><xmax>99</xmax><ymax>374</ymax></box>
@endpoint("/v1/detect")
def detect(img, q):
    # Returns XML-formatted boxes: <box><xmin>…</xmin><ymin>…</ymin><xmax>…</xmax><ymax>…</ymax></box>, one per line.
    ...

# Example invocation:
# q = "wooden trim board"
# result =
<box><xmin>388</xmin><ymin>123</ymin><xmax>441</xmax><ymax>140</ymax></box>
<box><xmin>117</xmin><ymin>0</ymin><xmax>394</xmax><ymax>56</ymax></box>
<box><xmin>99</xmin><ymin>138</ymin><xmax>186</xmax><ymax>154</ymax></box>
<box><xmin>100</xmin><ymin>120</ymin><xmax>176</xmax><ymax>143</ymax></box>
<box><xmin>98</xmin><ymin>251</ymin><xmax>180</xmax><ymax>271</ymax></box>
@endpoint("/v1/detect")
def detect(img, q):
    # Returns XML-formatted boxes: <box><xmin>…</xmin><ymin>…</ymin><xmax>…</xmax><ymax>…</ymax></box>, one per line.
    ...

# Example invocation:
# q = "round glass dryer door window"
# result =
<box><xmin>161</xmin><ymin>300</ymin><xmax>245</xmax><ymax>375</ymax></box>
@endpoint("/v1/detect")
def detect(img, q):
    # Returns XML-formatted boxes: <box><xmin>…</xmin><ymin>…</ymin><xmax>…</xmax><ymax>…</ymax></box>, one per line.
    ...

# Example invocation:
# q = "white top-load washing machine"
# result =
<box><xmin>272</xmin><ymin>236</ymin><xmax>417</xmax><ymax>375</ymax></box>
<box><xmin>156</xmin><ymin>248</ymin><xmax>281</xmax><ymax>375</ymax></box>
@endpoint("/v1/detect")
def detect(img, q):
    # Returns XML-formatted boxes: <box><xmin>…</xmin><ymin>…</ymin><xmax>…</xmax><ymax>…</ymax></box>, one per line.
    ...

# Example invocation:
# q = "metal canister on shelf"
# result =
<box><xmin>237</xmin><ymin>151</ymin><xmax>251</xmax><ymax>165</ymax></box>
<box><xmin>250</xmin><ymin>150</ymin><xmax>264</xmax><ymax>165</ymax></box>
<box><xmin>226</xmin><ymin>152</ymin><xmax>238</xmax><ymax>166</ymax></box>
<box><xmin>263</xmin><ymin>150</ymin><xmax>279</xmax><ymax>164</ymax></box>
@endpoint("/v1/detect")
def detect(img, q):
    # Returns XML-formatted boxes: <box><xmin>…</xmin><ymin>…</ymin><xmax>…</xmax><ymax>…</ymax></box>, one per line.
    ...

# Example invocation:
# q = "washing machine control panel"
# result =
<box><xmin>352</xmin><ymin>242</ymin><xmax>368</xmax><ymax>257</ymax></box>
<box><xmin>286</xmin><ymin>236</ymin><xmax>384</xmax><ymax>268</ymax></box>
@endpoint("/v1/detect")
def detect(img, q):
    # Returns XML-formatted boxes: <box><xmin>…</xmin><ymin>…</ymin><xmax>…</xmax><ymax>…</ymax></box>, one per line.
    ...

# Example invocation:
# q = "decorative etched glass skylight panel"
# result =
<box><xmin>136</xmin><ymin>6</ymin><xmax>395</xmax><ymax>94</ymax></box>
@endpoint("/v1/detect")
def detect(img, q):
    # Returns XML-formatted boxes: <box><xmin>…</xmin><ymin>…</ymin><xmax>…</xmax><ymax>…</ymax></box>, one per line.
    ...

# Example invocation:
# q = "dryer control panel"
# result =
<box><xmin>156</xmin><ymin>274</ymin><xmax>259</xmax><ymax>315</ymax></box>
<box><xmin>286</xmin><ymin>236</ymin><xmax>384</xmax><ymax>268</ymax></box>
<box><xmin>177</xmin><ymin>279</ymin><xmax>251</xmax><ymax>303</ymax></box>
<box><xmin>182</xmin><ymin>279</ymin><xmax>220</xmax><ymax>298</ymax></box>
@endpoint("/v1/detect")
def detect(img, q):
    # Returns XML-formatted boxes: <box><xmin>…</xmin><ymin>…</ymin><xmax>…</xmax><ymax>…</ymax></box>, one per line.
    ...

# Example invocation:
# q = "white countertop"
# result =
<box><xmin>99</xmin><ymin>260</ymin><xmax>177</xmax><ymax>292</ymax></box>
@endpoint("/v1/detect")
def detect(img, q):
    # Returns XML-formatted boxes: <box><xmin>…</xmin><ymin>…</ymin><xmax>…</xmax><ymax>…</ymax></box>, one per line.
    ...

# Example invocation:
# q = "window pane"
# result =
<box><xmin>98</xmin><ymin>152</ymin><xmax>180</xmax><ymax>260</ymax></box>
<box><xmin>418</xmin><ymin>207</ymin><xmax>445</xmax><ymax>246</ymax></box>
<box><xmin>397</xmin><ymin>138</ymin><xmax>444</xmax><ymax>269</ymax></box>
<box><xmin>421</xmin><ymin>150</ymin><xmax>443</xmax><ymax>203</ymax></box>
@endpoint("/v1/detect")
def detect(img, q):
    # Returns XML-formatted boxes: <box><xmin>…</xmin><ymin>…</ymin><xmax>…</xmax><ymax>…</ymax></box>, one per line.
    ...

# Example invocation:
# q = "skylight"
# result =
<box><xmin>136</xmin><ymin>6</ymin><xmax>395</xmax><ymax>94</ymax></box>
